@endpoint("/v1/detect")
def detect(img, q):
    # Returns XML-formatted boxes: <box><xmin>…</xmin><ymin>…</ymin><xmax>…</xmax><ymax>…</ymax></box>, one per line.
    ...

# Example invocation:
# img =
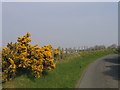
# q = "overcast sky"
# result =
<box><xmin>2</xmin><ymin>2</ymin><xmax>118</xmax><ymax>48</ymax></box>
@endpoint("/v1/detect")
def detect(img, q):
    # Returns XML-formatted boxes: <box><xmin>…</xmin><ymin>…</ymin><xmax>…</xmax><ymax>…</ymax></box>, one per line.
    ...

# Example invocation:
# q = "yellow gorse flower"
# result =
<box><xmin>54</xmin><ymin>49</ymin><xmax>59</xmax><ymax>54</ymax></box>
<box><xmin>8</xmin><ymin>58</ymin><xmax>14</xmax><ymax>65</ymax></box>
<box><xmin>3</xmin><ymin>47</ymin><xmax>9</xmax><ymax>50</ymax></box>
<box><xmin>2</xmin><ymin>32</ymin><xmax>56</xmax><ymax>82</ymax></box>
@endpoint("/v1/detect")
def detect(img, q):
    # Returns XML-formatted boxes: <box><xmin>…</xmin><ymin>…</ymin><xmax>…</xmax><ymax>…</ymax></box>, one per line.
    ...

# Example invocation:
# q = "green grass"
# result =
<box><xmin>3</xmin><ymin>49</ymin><xmax>116</xmax><ymax>88</ymax></box>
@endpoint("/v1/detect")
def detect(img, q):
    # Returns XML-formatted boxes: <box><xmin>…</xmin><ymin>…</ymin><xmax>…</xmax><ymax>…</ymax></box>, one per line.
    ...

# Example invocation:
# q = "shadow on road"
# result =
<box><xmin>103</xmin><ymin>55</ymin><xmax>120</xmax><ymax>81</ymax></box>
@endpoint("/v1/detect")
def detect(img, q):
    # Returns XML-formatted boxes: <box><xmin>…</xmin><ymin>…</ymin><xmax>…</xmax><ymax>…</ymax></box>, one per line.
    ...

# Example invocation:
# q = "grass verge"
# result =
<box><xmin>3</xmin><ymin>49</ymin><xmax>116</xmax><ymax>88</ymax></box>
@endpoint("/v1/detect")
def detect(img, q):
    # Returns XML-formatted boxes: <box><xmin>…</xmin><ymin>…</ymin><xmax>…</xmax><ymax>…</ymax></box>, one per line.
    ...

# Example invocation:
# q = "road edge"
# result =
<box><xmin>75</xmin><ymin>54</ymin><xmax>116</xmax><ymax>88</ymax></box>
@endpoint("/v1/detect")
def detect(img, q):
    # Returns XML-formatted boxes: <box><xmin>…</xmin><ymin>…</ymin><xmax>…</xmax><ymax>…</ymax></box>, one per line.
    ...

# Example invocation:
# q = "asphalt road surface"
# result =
<box><xmin>76</xmin><ymin>54</ymin><xmax>119</xmax><ymax>88</ymax></box>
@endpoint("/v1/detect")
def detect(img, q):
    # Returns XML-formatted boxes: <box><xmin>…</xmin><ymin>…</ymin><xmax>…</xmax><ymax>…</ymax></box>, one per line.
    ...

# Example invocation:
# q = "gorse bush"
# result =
<box><xmin>53</xmin><ymin>48</ymin><xmax>64</xmax><ymax>60</ymax></box>
<box><xmin>2</xmin><ymin>33</ymin><xmax>56</xmax><ymax>82</ymax></box>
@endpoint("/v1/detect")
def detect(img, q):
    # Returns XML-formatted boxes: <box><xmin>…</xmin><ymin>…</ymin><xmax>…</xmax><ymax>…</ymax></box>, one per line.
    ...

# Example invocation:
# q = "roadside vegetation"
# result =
<box><xmin>3</xmin><ymin>48</ymin><xmax>116</xmax><ymax>88</ymax></box>
<box><xmin>2</xmin><ymin>33</ymin><xmax>118</xmax><ymax>88</ymax></box>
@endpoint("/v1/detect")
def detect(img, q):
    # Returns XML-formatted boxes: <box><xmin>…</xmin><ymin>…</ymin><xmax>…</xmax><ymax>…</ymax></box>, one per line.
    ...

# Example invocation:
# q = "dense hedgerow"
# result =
<box><xmin>2</xmin><ymin>33</ymin><xmax>56</xmax><ymax>82</ymax></box>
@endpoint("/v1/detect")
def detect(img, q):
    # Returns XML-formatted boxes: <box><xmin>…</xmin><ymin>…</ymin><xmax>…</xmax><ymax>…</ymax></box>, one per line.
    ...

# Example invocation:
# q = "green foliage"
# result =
<box><xmin>3</xmin><ymin>49</ymin><xmax>115</xmax><ymax>88</ymax></box>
